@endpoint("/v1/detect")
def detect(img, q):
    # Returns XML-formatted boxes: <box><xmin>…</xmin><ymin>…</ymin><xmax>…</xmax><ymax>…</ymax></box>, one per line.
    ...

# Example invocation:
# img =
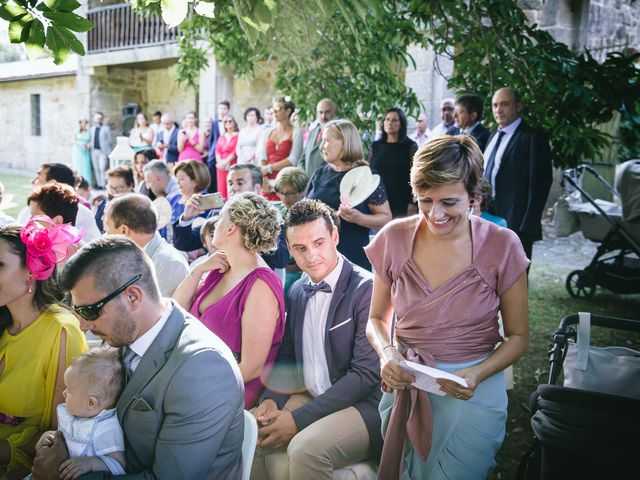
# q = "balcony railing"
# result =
<box><xmin>87</xmin><ymin>3</ymin><xmax>180</xmax><ymax>54</ymax></box>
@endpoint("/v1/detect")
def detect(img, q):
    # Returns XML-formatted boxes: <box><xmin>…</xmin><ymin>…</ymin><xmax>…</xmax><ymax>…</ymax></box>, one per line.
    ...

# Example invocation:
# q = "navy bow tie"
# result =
<box><xmin>302</xmin><ymin>281</ymin><xmax>332</xmax><ymax>298</ymax></box>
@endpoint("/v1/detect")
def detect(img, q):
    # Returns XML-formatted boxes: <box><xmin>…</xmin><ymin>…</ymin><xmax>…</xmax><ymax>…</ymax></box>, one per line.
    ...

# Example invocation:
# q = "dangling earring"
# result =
<box><xmin>27</xmin><ymin>277</ymin><xmax>33</xmax><ymax>294</ymax></box>
<box><xmin>467</xmin><ymin>206</ymin><xmax>474</xmax><ymax>221</ymax></box>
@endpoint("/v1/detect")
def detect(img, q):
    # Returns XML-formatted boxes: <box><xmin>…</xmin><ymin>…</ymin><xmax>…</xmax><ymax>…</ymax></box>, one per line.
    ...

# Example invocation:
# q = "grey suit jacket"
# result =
<box><xmin>90</xmin><ymin>125</ymin><xmax>113</xmax><ymax>155</ymax></box>
<box><xmin>261</xmin><ymin>259</ymin><xmax>383</xmax><ymax>455</ymax></box>
<box><xmin>83</xmin><ymin>303</ymin><xmax>244</xmax><ymax>479</ymax></box>
<box><xmin>303</xmin><ymin>124</ymin><xmax>324</xmax><ymax>177</ymax></box>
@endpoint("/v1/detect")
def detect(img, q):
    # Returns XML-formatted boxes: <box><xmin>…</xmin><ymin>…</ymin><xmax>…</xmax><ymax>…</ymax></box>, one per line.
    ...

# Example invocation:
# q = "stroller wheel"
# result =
<box><xmin>566</xmin><ymin>270</ymin><xmax>596</xmax><ymax>299</ymax></box>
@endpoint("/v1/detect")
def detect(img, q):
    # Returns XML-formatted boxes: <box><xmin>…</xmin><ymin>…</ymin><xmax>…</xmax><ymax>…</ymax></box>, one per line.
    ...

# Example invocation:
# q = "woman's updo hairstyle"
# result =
<box><xmin>226</xmin><ymin>192</ymin><xmax>282</xmax><ymax>253</ymax></box>
<box><xmin>410</xmin><ymin>135</ymin><xmax>484</xmax><ymax>198</ymax></box>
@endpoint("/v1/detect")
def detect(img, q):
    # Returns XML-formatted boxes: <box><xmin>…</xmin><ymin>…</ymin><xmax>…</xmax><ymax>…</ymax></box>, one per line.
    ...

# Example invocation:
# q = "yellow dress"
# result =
<box><xmin>0</xmin><ymin>304</ymin><xmax>88</xmax><ymax>470</ymax></box>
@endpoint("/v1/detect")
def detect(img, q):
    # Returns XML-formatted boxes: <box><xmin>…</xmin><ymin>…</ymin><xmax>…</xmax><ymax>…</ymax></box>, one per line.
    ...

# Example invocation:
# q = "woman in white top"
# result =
<box><xmin>128</xmin><ymin>113</ymin><xmax>154</xmax><ymax>151</ymax></box>
<box><xmin>236</xmin><ymin>107</ymin><xmax>263</xmax><ymax>165</ymax></box>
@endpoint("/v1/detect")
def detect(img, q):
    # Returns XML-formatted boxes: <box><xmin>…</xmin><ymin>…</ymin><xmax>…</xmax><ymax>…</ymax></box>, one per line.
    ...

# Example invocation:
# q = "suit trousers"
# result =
<box><xmin>251</xmin><ymin>393</ymin><xmax>371</xmax><ymax>480</ymax></box>
<box><xmin>91</xmin><ymin>149</ymin><xmax>108</xmax><ymax>188</ymax></box>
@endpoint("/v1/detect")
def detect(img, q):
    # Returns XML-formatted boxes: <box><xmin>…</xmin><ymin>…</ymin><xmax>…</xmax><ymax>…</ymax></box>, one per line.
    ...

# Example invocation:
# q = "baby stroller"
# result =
<box><xmin>562</xmin><ymin>161</ymin><xmax>640</xmax><ymax>299</ymax></box>
<box><xmin>517</xmin><ymin>313</ymin><xmax>640</xmax><ymax>480</ymax></box>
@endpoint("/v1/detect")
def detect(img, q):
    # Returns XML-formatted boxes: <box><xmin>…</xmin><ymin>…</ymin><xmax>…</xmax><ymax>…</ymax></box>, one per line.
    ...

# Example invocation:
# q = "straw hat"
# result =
<box><xmin>152</xmin><ymin>197</ymin><xmax>172</xmax><ymax>229</ymax></box>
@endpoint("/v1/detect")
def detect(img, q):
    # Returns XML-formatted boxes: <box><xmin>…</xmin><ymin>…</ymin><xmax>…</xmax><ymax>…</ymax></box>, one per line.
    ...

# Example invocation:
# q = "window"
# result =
<box><xmin>31</xmin><ymin>94</ymin><xmax>41</xmax><ymax>136</ymax></box>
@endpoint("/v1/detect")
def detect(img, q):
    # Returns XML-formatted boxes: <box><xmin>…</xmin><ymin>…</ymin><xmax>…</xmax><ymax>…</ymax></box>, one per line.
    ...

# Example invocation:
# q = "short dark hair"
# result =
<box><xmin>106</xmin><ymin>194</ymin><xmax>157</xmax><ymax>234</ymax></box>
<box><xmin>153</xmin><ymin>111</ymin><xmax>162</xmax><ymax>117</ymax></box>
<box><xmin>381</xmin><ymin>107</ymin><xmax>408</xmax><ymax>142</ymax></box>
<box><xmin>135</xmin><ymin>148</ymin><xmax>158</xmax><ymax>162</ymax></box>
<box><xmin>75</xmin><ymin>176</ymin><xmax>89</xmax><ymax>190</ymax></box>
<box><xmin>284</xmin><ymin>199</ymin><xmax>337</xmax><ymax>238</ymax></box>
<box><xmin>60</xmin><ymin>236</ymin><xmax>161</xmax><ymax>303</ymax></box>
<box><xmin>106</xmin><ymin>166</ymin><xmax>135</xmax><ymax>188</ymax></box>
<box><xmin>219</xmin><ymin>100</ymin><xmax>230</xmax><ymax>109</ymax></box>
<box><xmin>243</xmin><ymin>107</ymin><xmax>263</xmax><ymax>123</ymax></box>
<box><xmin>229</xmin><ymin>163</ymin><xmax>262</xmax><ymax>187</ymax></box>
<box><xmin>456</xmin><ymin>94</ymin><xmax>484</xmax><ymax>121</ymax></box>
<box><xmin>28</xmin><ymin>182</ymin><xmax>79</xmax><ymax>225</ymax></box>
<box><xmin>43</xmin><ymin>163</ymin><xmax>75</xmax><ymax>188</ymax></box>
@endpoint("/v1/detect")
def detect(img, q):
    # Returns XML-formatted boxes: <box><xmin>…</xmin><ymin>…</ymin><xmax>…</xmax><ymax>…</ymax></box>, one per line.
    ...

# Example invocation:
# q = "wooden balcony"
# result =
<box><xmin>87</xmin><ymin>3</ymin><xmax>180</xmax><ymax>54</ymax></box>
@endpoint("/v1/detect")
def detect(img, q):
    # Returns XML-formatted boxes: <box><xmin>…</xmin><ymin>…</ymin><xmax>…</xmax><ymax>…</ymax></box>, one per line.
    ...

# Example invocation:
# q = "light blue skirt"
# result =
<box><xmin>380</xmin><ymin>356</ymin><xmax>507</xmax><ymax>480</ymax></box>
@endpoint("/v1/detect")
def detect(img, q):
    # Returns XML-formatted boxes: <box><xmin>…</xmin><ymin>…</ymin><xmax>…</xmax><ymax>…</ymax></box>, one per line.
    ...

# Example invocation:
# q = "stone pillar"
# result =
<box><xmin>198</xmin><ymin>54</ymin><xmax>234</xmax><ymax>120</ymax></box>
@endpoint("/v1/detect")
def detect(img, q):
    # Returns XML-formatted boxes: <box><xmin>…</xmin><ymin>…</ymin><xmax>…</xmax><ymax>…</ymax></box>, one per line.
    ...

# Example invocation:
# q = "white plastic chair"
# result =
<box><xmin>242</xmin><ymin>410</ymin><xmax>258</xmax><ymax>480</ymax></box>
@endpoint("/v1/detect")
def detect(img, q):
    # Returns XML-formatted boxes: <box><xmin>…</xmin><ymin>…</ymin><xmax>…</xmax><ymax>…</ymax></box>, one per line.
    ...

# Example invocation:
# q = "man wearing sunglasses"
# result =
<box><xmin>32</xmin><ymin>236</ymin><xmax>244</xmax><ymax>479</ymax></box>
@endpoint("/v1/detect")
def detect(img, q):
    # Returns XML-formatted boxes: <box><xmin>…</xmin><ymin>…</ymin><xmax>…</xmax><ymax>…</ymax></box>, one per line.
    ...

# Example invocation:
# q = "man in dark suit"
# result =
<box><xmin>484</xmin><ymin>87</ymin><xmax>553</xmax><ymax>260</ymax></box>
<box><xmin>251</xmin><ymin>199</ymin><xmax>381</xmax><ymax>479</ymax></box>
<box><xmin>33</xmin><ymin>236</ymin><xmax>244</xmax><ymax>479</ymax></box>
<box><xmin>455</xmin><ymin>93</ymin><xmax>491</xmax><ymax>151</ymax></box>
<box><xmin>155</xmin><ymin>113</ymin><xmax>179</xmax><ymax>166</ymax></box>
<box><xmin>207</xmin><ymin>100</ymin><xmax>231</xmax><ymax>193</ymax></box>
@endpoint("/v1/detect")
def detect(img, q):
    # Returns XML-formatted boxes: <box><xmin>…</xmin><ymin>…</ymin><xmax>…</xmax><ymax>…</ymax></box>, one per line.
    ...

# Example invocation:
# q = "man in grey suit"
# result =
<box><xmin>90</xmin><ymin>112</ymin><xmax>113</xmax><ymax>189</ymax></box>
<box><xmin>302</xmin><ymin>99</ymin><xmax>336</xmax><ymax>178</ymax></box>
<box><xmin>252</xmin><ymin>199</ymin><xmax>381</xmax><ymax>479</ymax></box>
<box><xmin>32</xmin><ymin>236</ymin><xmax>244</xmax><ymax>479</ymax></box>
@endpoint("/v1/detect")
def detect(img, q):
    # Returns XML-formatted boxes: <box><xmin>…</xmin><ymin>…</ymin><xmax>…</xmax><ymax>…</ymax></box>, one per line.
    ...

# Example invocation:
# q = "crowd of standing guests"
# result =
<box><xmin>0</xmin><ymin>86</ymin><xmax>553</xmax><ymax>479</ymax></box>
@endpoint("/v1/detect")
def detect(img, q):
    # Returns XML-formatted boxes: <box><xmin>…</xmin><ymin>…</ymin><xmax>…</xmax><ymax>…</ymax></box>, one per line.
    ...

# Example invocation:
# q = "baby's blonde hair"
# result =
<box><xmin>70</xmin><ymin>347</ymin><xmax>124</xmax><ymax>409</ymax></box>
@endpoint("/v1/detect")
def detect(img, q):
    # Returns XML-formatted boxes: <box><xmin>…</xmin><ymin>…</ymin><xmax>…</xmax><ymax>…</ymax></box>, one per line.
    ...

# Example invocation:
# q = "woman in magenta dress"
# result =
<box><xmin>177</xmin><ymin>111</ymin><xmax>205</xmax><ymax>162</ymax></box>
<box><xmin>259</xmin><ymin>96</ymin><xmax>303</xmax><ymax>201</ymax></box>
<box><xmin>215</xmin><ymin>114</ymin><xmax>239</xmax><ymax>200</ymax></box>
<box><xmin>172</xmin><ymin>192</ymin><xmax>285</xmax><ymax>409</ymax></box>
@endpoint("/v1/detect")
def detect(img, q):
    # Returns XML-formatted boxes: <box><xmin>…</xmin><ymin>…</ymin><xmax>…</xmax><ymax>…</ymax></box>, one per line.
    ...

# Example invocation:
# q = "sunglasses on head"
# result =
<box><xmin>72</xmin><ymin>274</ymin><xmax>142</xmax><ymax>321</ymax></box>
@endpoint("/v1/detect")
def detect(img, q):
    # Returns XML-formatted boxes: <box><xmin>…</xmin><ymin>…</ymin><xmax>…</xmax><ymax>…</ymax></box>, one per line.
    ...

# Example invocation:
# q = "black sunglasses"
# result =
<box><xmin>72</xmin><ymin>274</ymin><xmax>142</xmax><ymax>321</ymax></box>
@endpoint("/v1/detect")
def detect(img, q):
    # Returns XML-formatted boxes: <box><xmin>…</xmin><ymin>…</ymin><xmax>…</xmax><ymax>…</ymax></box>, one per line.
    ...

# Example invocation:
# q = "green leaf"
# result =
<box><xmin>8</xmin><ymin>16</ymin><xmax>32</xmax><ymax>43</ymax></box>
<box><xmin>44</xmin><ymin>0</ymin><xmax>61</xmax><ymax>9</ymax></box>
<box><xmin>25</xmin><ymin>20</ymin><xmax>46</xmax><ymax>59</ymax></box>
<box><xmin>45</xmin><ymin>25</ymin><xmax>70</xmax><ymax>64</ymax></box>
<box><xmin>42</xmin><ymin>11</ymin><xmax>93</xmax><ymax>32</ymax></box>
<box><xmin>0</xmin><ymin>4</ymin><xmax>28</xmax><ymax>21</ymax></box>
<box><xmin>58</xmin><ymin>0</ymin><xmax>82</xmax><ymax>12</ymax></box>
<box><xmin>56</xmin><ymin>25</ymin><xmax>85</xmax><ymax>54</ymax></box>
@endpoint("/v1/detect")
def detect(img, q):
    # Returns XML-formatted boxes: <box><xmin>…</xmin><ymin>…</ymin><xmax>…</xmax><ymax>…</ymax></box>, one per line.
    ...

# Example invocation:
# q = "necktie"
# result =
<box><xmin>483</xmin><ymin>130</ymin><xmax>505</xmax><ymax>183</ymax></box>
<box><xmin>121</xmin><ymin>346</ymin><xmax>138</xmax><ymax>383</ymax></box>
<box><xmin>315</xmin><ymin>127</ymin><xmax>322</xmax><ymax>146</ymax></box>
<box><xmin>302</xmin><ymin>281</ymin><xmax>332</xmax><ymax>298</ymax></box>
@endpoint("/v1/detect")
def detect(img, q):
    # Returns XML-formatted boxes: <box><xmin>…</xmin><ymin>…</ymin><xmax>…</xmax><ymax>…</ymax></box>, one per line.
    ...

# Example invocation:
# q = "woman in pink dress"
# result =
<box><xmin>215</xmin><ymin>115</ymin><xmax>239</xmax><ymax>199</ymax></box>
<box><xmin>172</xmin><ymin>192</ymin><xmax>285</xmax><ymax>409</ymax></box>
<box><xmin>259</xmin><ymin>97</ymin><xmax>303</xmax><ymax>201</ymax></box>
<box><xmin>177</xmin><ymin>111</ymin><xmax>205</xmax><ymax>162</ymax></box>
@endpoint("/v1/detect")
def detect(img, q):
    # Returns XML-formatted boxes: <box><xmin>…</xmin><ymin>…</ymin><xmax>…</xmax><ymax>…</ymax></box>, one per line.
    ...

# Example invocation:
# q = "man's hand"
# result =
<box><xmin>31</xmin><ymin>431</ymin><xmax>68</xmax><ymax>480</ymax></box>
<box><xmin>59</xmin><ymin>457</ymin><xmax>100</xmax><ymax>480</ymax></box>
<box><xmin>256</xmin><ymin>409</ymin><xmax>298</xmax><ymax>449</ymax></box>
<box><xmin>253</xmin><ymin>399</ymin><xmax>278</xmax><ymax>426</ymax></box>
<box><xmin>35</xmin><ymin>431</ymin><xmax>57</xmax><ymax>451</ymax></box>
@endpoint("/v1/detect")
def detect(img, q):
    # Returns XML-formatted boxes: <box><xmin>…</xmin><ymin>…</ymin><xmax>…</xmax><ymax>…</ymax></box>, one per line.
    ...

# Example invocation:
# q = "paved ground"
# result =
<box><xmin>533</xmin><ymin>219</ymin><xmax>599</xmax><ymax>270</ymax></box>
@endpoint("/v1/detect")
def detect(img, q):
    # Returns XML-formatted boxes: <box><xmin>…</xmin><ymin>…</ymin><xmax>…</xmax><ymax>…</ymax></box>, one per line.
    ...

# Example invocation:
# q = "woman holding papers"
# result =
<box><xmin>365</xmin><ymin>135</ymin><xmax>529</xmax><ymax>479</ymax></box>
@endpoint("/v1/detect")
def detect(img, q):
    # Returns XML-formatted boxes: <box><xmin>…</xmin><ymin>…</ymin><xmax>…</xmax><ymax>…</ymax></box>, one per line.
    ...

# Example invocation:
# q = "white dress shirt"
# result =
<box><xmin>483</xmin><ymin>117</ymin><xmax>522</xmax><ymax>188</ymax></box>
<box><xmin>128</xmin><ymin>300</ymin><xmax>172</xmax><ymax>372</ymax></box>
<box><xmin>302</xmin><ymin>255</ymin><xmax>344</xmax><ymax>397</ymax></box>
<box><xmin>462</xmin><ymin>121</ymin><xmax>481</xmax><ymax>135</ymax></box>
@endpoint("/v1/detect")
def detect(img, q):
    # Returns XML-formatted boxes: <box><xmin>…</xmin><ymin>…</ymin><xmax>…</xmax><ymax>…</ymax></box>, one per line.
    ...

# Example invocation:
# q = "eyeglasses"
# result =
<box><xmin>107</xmin><ymin>183</ymin><xmax>131</xmax><ymax>193</ymax></box>
<box><xmin>72</xmin><ymin>274</ymin><xmax>142</xmax><ymax>321</ymax></box>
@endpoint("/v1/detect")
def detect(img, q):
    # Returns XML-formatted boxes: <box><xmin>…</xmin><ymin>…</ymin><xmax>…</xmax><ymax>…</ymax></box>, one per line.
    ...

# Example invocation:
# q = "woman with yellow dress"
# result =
<box><xmin>0</xmin><ymin>218</ymin><xmax>87</xmax><ymax>478</ymax></box>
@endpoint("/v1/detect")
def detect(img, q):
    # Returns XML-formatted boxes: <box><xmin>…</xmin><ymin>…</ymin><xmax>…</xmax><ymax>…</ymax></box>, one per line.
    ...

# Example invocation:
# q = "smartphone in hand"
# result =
<box><xmin>198</xmin><ymin>193</ymin><xmax>224</xmax><ymax>210</ymax></box>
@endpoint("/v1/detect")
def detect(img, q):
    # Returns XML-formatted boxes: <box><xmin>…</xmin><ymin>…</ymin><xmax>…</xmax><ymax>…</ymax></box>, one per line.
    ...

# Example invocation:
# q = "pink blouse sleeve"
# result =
<box><xmin>495</xmin><ymin>228</ymin><xmax>530</xmax><ymax>296</ymax></box>
<box><xmin>365</xmin><ymin>228</ymin><xmax>393</xmax><ymax>284</ymax></box>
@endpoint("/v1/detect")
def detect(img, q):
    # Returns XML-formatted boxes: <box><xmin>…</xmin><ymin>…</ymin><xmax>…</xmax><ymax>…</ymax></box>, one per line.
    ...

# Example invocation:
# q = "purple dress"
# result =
<box><xmin>190</xmin><ymin>267</ymin><xmax>285</xmax><ymax>409</ymax></box>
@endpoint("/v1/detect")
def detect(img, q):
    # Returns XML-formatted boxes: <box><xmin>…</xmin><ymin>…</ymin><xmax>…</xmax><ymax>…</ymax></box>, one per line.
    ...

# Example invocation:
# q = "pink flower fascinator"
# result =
<box><xmin>19</xmin><ymin>215</ymin><xmax>83</xmax><ymax>281</ymax></box>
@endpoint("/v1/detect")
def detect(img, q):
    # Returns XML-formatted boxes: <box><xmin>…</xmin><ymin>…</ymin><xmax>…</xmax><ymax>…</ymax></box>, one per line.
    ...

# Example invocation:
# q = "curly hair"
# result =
<box><xmin>27</xmin><ymin>181</ymin><xmax>79</xmax><ymax>225</ymax></box>
<box><xmin>226</xmin><ymin>192</ymin><xmax>282</xmax><ymax>253</ymax></box>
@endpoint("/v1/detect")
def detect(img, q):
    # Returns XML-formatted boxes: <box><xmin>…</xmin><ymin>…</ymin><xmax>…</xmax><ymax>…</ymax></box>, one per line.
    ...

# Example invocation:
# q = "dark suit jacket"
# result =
<box><xmin>261</xmin><ymin>259</ymin><xmax>383</xmax><ymax>455</ymax></box>
<box><xmin>468</xmin><ymin>122</ymin><xmax>491</xmax><ymax>152</ymax></box>
<box><xmin>208</xmin><ymin>119</ymin><xmax>222</xmax><ymax>166</ymax></box>
<box><xmin>486</xmin><ymin>120</ymin><xmax>552</xmax><ymax>241</ymax></box>
<box><xmin>156</xmin><ymin>127</ymin><xmax>179</xmax><ymax>164</ymax></box>
<box><xmin>82</xmin><ymin>304</ymin><xmax>244</xmax><ymax>479</ymax></box>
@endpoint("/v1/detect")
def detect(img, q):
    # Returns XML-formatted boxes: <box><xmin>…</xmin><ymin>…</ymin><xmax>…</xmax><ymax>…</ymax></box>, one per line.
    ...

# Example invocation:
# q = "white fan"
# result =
<box><xmin>152</xmin><ymin>197</ymin><xmax>173</xmax><ymax>229</ymax></box>
<box><xmin>339</xmin><ymin>166</ymin><xmax>380</xmax><ymax>208</ymax></box>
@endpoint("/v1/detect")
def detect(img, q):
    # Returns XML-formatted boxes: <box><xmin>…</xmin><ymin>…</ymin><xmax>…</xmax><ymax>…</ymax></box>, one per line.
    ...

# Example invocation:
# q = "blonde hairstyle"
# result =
<box><xmin>274</xmin><ymin>167</ymin><xmax>308</xmax><ymax>194</ymax></box>
<box><xmin>222</xmin><ymin>114</ymin><xmax>239</xmax><ymax>133</ymax></box>
<box><xmin>226</xmin><ymin>192</ymin><xmax>282</xmax><ymax>253</ymax></box>
<box><xmin>69</xmin><ymin>348</ymin><xmax>124</xmax><ymax>408</ymax></box>
<box><xmin>174</xmin><ymin>160</ymin><xmax>211</xmax><ymax>192</ymax></box>
<box><xmin>323</xmin><ymin>119</ymin><xmax>367</xmax><ymax>166</ymax></box>
<box><xmin>410</xmin><ymin>135</ymin><xmax>484</xmax><ymax>197</ymax></box>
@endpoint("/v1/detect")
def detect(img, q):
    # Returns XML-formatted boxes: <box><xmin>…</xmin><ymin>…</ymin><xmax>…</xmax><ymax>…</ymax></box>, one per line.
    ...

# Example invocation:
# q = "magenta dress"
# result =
<box><xmin>178</xmin><ymin>129</ymin><xmax>203</xmax><ymax>162</ymax></box>
<box><xmin>190</xmin><ymin>267</ymin><xmax>285</xmax><ymax>409</ymax></box>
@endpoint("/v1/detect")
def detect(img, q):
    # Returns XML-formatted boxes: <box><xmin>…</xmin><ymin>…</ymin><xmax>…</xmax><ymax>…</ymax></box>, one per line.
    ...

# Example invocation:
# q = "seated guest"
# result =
<box><xmin>252</xmin><ymin>199</ymin><xmax>382</xmax><ymax>479</ymax></box>
<box><xmin>94</xmin><ymin>166</ymin><xmax>135</xmax><ymax>232</ymax></box>
<box><xmin>174</xmin><ymin>163</ymin><xmax>289</xmax><ymax>269</ymax></box>
<box><xmin>0</xmin><ymin>222</ymin><xmax>86</xmax><ymax>477</ymax></box>
<box><xmin>132</xmin><ymin>148</ymin><xmax>158</xmax><ymax>197</ymax></box>
<box><xmin>173</xmin><ymin>192</ymin><xmax>285</xmax><ymax>409</ymax></box>
<box><xmin>104</xmin><ymin>193</ymin><xmax>189</xmax><ymax>297</ymax></box>
<box><xmin>172</xmin><ymin>160</ymin><xmax>211</xmax><ymax>223</ymax></box>
<box><xmin>144</xmin><ymin>160</ymin><xmax>180</xmax><ymax>240</ymax></box>
<box><xmin>474</xmin><ymin>177</ymin><xmax>508</xmax><ymax>227</ymax></box>
<box><xmin>27</xmin><ymin>182</ymin><xmax>79</xmax><ymax>226</ymax></box>
<box><xmin>75</xmin><ymin>176</ymin><xmax>92</xmax><ymax>202</ymax></box>
<box><xmin>33</xmin><ymin>236</ymin><xmax>245</xmax><ymax>478</ymax></box>
<box><xmin>307</xmin><ymin>119</ymin><xmax>392</xmax><ymax>270</ymax></box>
<box><xmin>19</xmin><ymin>163</ymin><xmax>100</xmax><ymax>241</ymax></box>
<box><xmin>189</xmin><ymin>215</ymin><xmax>219</xmax><ymax>272</ymax></box>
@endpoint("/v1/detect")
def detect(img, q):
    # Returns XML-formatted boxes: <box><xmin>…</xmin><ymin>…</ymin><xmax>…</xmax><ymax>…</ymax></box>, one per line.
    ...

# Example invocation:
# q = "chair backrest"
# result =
<box><xmin>242</xmin><ymin>410</ymin><xmax>258</xmax><ymax>480</ymax></box>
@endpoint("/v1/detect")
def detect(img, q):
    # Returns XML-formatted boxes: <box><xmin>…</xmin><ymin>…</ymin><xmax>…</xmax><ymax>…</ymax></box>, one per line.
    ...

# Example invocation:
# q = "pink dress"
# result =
<box><xmin>215</xmin><ymin>133</ymin><xmax>239</xmax><ymax>199</ymax></box>
<box><xmin>177</xmin><ymin>128</ymin><xmax>203</xmax><ymax>162</ymax></box>
<box><xmin>190</xmin><ymin>267</ymin><xmax>285</xmax><ymax>409</ymax></box>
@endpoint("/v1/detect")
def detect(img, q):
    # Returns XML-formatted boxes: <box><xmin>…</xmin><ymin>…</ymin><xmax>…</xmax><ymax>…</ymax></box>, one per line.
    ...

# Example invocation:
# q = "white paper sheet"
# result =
<box><xmin>400</xmin><ymin>360</ymin><xmax>469</xmax><ymax>396</ymax></box>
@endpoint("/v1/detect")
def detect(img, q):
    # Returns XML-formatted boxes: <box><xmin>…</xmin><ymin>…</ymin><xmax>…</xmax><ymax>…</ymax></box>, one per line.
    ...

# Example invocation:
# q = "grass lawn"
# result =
<box><xmin>0</xmin><ymin>170</ymin><xmax>33</xmax><ymax>218</ymax></box>
<box><xmin>491</xmin><ymin>259</ymin><xmax>639</xmax><ymax>479</ymax></box>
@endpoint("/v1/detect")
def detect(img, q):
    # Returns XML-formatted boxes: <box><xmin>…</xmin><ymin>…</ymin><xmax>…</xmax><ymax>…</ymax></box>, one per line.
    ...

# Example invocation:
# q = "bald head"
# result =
<box><xmin>440</xmin><ymin>98</ymin><xmax>455</xmax><ymax>124</ymax></box>
<box><xmin>492</xmin><ymin>87</ymin><xmax>522</xmax><ymax>128</ymax></box>
<box><xmin>316</xmin><ymin>99</ymin><xmax>337</xmax><ymax>125</ymax></box>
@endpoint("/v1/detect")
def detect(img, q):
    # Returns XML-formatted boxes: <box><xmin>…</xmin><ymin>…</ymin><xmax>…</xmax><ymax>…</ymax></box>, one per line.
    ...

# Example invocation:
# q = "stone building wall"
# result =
<box><xmin>0</xmin><ymin>75</ymin><xmax>77</xmax><ymax>172</ymax></box>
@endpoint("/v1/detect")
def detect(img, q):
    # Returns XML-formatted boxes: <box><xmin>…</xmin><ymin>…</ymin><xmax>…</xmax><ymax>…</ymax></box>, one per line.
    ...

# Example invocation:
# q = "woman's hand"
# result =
<box><xmin>194</xmin><ymin>250</ymin><xmax>229</xmax><ymax>276</ymax></box>
<box><xmin>338</xmin><ymin>205</ymin><xmax>361</xmax><ymax>224</ymax></box>
<box><xmin>436</xmin><ymin>366</ymin><xmax>482</xmax><ymax>401</ymax></box>
<box><xmin>182</xmin><ymin>194</ymin><xmax>203</xmax><ymax>221</ymax></box>
<box><xmin>380</xmin><ymin>347</ymin><xmax>414</xmax><ymax>393</ymax></box>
